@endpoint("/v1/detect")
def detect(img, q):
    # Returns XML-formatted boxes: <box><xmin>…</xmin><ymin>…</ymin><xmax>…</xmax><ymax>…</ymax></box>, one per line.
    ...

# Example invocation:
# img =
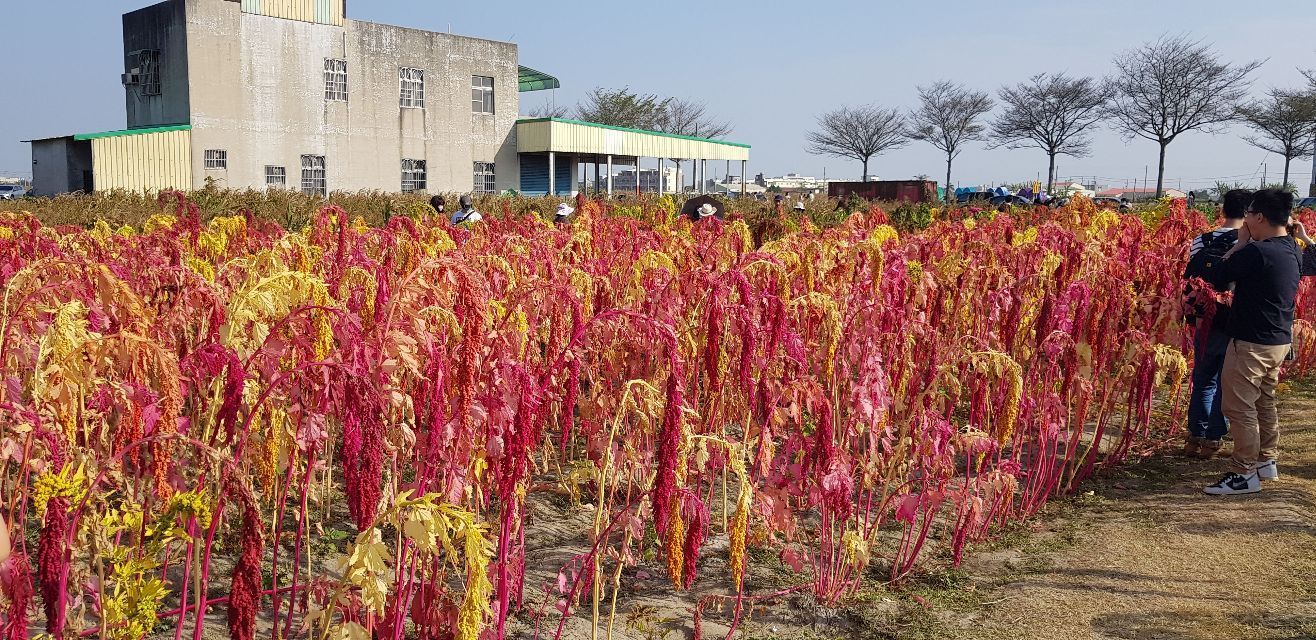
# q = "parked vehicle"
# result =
<box><xmin>0</xmin><ymin>185</ymin><xmax>27</xmax><ymax>200</ymax></box>
<box><xmin>1298</xmin><ymin>197</ymin><xmax>1316</xmax><ymax>210</ymax></box>
<box><xmin>1094</xmin><ymin>197</ymin><xmax>1123</xmax><ymax>209</ymax></box>
<box><xmin>990</xmin><ymin>195</ymin><xmax>1033</xmax><ymax>207</ymax></box>
<box><xmin>956</xmin><ymin>191</ymin><xmax>994</xmax><ymax>204</ymax></box>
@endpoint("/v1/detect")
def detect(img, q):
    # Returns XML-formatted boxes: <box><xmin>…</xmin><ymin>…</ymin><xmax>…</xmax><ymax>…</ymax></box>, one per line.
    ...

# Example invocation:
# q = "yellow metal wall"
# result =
<box><xmin>517</xmin><ymin>120</ymin><xmax>750</xmax><ymax>162</ymax></box>
<box><xmin>91</xmin><ymin>130</ymin><xmax>194</xmax><ymax>193</ymax></box>
<box><xmin>240</xmin><ymin>0</ymin><xmax>345</xmax><ymax>27</ymax></box>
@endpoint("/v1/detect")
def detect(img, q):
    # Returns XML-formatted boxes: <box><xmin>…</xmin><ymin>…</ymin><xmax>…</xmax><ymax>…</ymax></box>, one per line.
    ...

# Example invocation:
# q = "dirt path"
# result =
<box><xmin>949</xmin><ymin>384</ymin><xmax>1316</xmax><ymax>640</ymax></box>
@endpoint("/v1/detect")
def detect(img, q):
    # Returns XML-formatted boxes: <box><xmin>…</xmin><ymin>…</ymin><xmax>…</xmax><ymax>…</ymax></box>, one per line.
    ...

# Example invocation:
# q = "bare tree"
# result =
<box><xmin>1106</xmin><ymin>35</ymin><xmax>1263</xmax><ymax>197</ymax></box>
<box><xmin>656</xmin><ymin>98</ymin><xmax>732</xmax><ymax>190</ymax></box>
<box><xmin>527</xmin><ymin>100</ymin><xmax>571</xmax><ymax>119</ymax></box>
<box><xmin>908</xmin><ymin>81</ymin><xmax>994</xmax><ymax>201</ymax></box>
<box><xmin>805</xmin><ymin>105</ymin><xmax>908</xmax><ymax>182</ymax></box>
<box><xmin>1237</xmin><ymin>88</ymin><xmax>1316</xmax><ymax>187</ymax></box>
<box><xmin>656</xmin><ymin>98</ymin><xmax>732</xmax><ymax>139</ymax></box>
<box><xmin>991</xmin><ymin>73</ymin><xmax>1107</xmax><ymax>193</ymax></box>
<box><xmin>574</xmin><ymin>87</ymin><xmax>671</xmax><ymax>130</ymax></box>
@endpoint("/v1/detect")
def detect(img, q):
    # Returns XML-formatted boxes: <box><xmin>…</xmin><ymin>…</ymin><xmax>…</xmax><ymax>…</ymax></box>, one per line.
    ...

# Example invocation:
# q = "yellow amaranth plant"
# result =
<box><xmin>32</xmin><ymin>462</ymin><xmax>89</xmax><ymax>518</ymax></box>
<box><xmin>337</xmin><ymin>266</ymin><xmax>379</xmax><ymax>328</ymax></box>
<box><xmin>972</xmin><ymin>351</ymin><xmax>1023</xmax><ymax>445</ymax></box>
<box><xmin>142</xmin><ymin>214</ymin><xmax>177</xmax><ymax>234</ymax></box>
<box><xmin>185</xmin><ymin>256</ymin><xmax>216</xmax><ymax>282</ymax></box>
<box><xmin>790</xmin><ymin>293</ymin><xmax>841</xmax><ymax>379</ymax></box>
<box><xmin>223</xmin><ymin>270</ymin><xmax>333</xmax><ymax>358</ymax></box>
<box><xmin>1151</xmin><ymin>343</ymin><xmax>1188</xmax><ymax>390</ymax></box>
<box><xmin>726</xmin><ymin>448</ymin><xmax>752</xmax><ymax>590</ymax></box>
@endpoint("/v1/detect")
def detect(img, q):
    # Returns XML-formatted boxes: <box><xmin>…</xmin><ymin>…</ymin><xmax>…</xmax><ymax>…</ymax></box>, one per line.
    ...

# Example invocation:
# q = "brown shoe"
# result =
<box><xmin>1182</xmin><ymin>436</ymin><xmax>1202</xmax><ymax>458</ymax></box>
<box><xmin>1193</xmin><ymin>439</ymin><xmax>1223</xmax><ymax>460</ymax></box>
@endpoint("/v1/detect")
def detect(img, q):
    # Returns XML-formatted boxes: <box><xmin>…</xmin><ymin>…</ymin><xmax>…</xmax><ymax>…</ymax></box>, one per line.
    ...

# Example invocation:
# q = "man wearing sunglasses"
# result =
<box><xmin>1204</xmin><ymin>188</ymin><xmax>1312</xmax><ymax>495</ymax></box>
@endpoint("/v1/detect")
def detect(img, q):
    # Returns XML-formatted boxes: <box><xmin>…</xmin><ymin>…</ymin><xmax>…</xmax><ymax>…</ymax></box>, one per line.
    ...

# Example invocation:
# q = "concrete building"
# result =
<box><xmin>29</xmin><ymin>0</ymin><xmax>751</xmax><ymax>197</ymax></box>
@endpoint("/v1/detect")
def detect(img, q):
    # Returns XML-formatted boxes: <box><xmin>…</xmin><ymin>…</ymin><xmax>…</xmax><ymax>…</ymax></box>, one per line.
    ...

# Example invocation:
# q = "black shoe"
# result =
<box><xmin>1203</xmin><ymin>472</ymin><xmax>1260</xmax><ymax>496</ymax></box>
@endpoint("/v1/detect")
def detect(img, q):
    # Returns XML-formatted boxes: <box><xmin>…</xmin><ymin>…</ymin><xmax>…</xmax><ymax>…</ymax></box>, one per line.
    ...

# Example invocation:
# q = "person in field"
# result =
<box><xmin>429</xmin><ymin>195</ymin><xmax>446</xmax><ymax>216</ymax></box>
<box><xmin>553</xmin><ymin>202</ymin><xmax>575</xmax><ymax>225</ymax></box>
<box><xmin>1181</xmin><ymin>189</ymin><xmax>1250</xmax><ymax>459</ymax></box>
<box><xmin>0</xmin><ymin>513</ymin><xmax>10</xmax><ymax>564</ymax></box>
<box><xmin>1204</xmin><ymin>188</ymin><xmax>1314</xmax><ymax>495</ymax></box>
<box><xmin>451</xmin><ymin>195</ymin><xmax>482</xmax><ymax>225</ymax></box>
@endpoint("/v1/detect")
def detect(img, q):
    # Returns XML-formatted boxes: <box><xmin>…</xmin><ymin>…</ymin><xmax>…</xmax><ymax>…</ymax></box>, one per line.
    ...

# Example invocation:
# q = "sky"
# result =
<box><xmin>2</xmin><ymin>0</ymin><xmax>1315</xmax><ymax>190</ymax></box>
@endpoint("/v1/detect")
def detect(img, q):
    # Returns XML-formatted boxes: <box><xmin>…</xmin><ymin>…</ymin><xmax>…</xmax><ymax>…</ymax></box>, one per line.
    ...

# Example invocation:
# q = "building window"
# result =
<box><xmin>401</xmin><ymin>159</ymin><xmax>427</xmax><ymax>193</ymax></box>
<box><xmin>472</xmin><ymin>76</ymin><xmax>494</xmax><ymax>114</ymax></box>
<box><xmin>204</xmin><ymin>149</ymin><xmax>228</xmax><ymax>170</ymax></box>
<box><xmin>265</xmin><ymin>166</ymin><xmax>287</xmax><ymax>188</ymax></box>
<box><xmin>301</xmin><ymin>155</ymin><xmax>327</xmax><ymax>196</ymax></box>
<box><xmin>324</xmin><ymin>59</ymin><xmax>348</xmax><ymax>102</ymax></box>
<box><xmin>473</xmin><ymin>162</ymin><xmax>496</xmax><ymax>194</ymax></box>
<box><xmin>125</xmin><ymin>49</ymin><xmax>161</xmax><ymax>96</ymax></box>
<box><xmin>399</xmin><ymin>68</ymin><xmax>425</xmax><ymax>109</ymax></box>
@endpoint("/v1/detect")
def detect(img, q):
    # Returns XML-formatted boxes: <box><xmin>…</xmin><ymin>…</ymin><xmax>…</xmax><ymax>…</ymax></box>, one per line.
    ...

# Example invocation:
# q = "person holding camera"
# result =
<box><xmin>1204</xmin><ymin>188</ymin><xmax>1314</xmax><ymax>495</ymax></box>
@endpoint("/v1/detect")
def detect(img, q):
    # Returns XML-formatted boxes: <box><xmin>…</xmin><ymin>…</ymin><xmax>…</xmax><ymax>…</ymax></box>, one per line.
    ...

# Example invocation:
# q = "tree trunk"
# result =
<box><xmin>1155</xmin><ymin>141</ymin><xmax>1168</xmax><ymax>198</ymax></box>
<box><xmin>1282</xmin><ymin>155</ymin><xmax>1291</xmax><ymax>190</ymax></box>
<box><xmin>945</xmin><ymin>156</ymin><xmax>954</xmax><ymax>204</ymax></box>
<box><xmin>1047</xmin><ymin>151</ymin><xmax>1057</xmax><ymax>194</ymax></box>
<box><xmin>862</xmin><ymin>157</ymin><xmax>869</xmax><ymax>183</ymax></box>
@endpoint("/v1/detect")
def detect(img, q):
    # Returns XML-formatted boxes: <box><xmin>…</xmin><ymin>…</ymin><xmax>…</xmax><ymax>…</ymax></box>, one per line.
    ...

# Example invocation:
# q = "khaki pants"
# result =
<box><xmin>1221</xmin><ymin>339</ymin><xmax>1289</xmax><ymax>474</ymax></box>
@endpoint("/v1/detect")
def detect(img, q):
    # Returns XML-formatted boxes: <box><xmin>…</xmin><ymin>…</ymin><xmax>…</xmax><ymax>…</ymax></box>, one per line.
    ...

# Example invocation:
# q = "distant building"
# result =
<box><xmin>1096</xmin><ymin>187</ymin><xmax>1187</xmax><ymax>202</ymax></box>
<box><xmin>754</xmin><ymin>173</ymin><xmax>840</xmax><ymax>194</ymax></box>
<box><xmin>611</xmin><ymin>167</ymin><xmax>681</xmax><ymax>193</ymax></box>
<box><xmin>28</xmin><ymin>0</ymin><xmax>751</xmax><ymax>197</ymax></box>
<box><xmin>708</xmin><ymin>177</ymin><xmax>767</xmax><ymax>196</ymax></box>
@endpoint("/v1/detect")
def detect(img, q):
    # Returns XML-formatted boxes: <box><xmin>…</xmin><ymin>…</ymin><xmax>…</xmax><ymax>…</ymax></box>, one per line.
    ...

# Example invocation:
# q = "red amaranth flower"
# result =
<box><xmin>228</xmin><ymin>490</ymin><xmax>264</xmax><ymax>640</ymax></box>
<box><xmin>1</xmin><ymin>554</ymin><xmax>33</xmax><ymax>640</ymax></box>
<box><xmin>653</xmin><ymin>372</ymin><xmax>684</xmax><ymax>540</ymax></box>
<box><xmin>37</xmin><ymin>497</ymin><xmax>70</xmax><ymax>637</ymax></box>
<box><xmin>680</xmin><ymin>491</ymin><xmax>710</xmax><ymax>589</ymax></box>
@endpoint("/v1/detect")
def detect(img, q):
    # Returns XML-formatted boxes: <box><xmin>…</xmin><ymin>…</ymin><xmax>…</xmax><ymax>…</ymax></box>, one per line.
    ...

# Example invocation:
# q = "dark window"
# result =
<box><xmin>301</xmin><ymin>155</ymin><xmax>326</xmax><ymax>196</ymax></box>
<box><xmin>402</xmin><ymin>159</ymin><xmax>427</xmax><ymax>193</ymax></box>
<box><xmin>204</xmin><ymin>149</ymin><xmax>228</xmax><ymax>170</ymax></box>
<box><xmin>473</xmin><ymin>162</ymin><xmax>496</xmax><ymax>194</ymax></box>
<box><xmin>472</xmin><ymin>76</ymin><xmax>494</xmax><ymax>114</ymax></box>
<box><xmin>400</xmin><ymin>68</ymin><xmax>425</xmax><ymax>108</ymax></box>
<box><xmin>324</xmin><ymin>59</ymin><xmax>348</xmax><ymax>102</ymax></box>
<box><xmin>265</xmin><ymin>166</ymin><xmax>287</xmax><ymax>188</ymax></box>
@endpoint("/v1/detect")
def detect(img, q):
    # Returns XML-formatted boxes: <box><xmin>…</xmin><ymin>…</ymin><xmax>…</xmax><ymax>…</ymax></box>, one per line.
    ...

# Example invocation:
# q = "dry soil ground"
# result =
<box><xmin>499</xmin><ymin>383</ymin><xmax>1316</xmax><ymax>640</ymax></box>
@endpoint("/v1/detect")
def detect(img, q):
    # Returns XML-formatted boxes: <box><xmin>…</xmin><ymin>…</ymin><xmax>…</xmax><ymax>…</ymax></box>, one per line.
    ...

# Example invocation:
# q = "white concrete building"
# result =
<box><xmin>27</xmin><ymin>0</ymin><xmax>752</xmax><ymax>198</ymax></box>
<box><xmin>29</xmin><ymin>0</ymin><xmax>543</xmax><ymax>196</ymax></box>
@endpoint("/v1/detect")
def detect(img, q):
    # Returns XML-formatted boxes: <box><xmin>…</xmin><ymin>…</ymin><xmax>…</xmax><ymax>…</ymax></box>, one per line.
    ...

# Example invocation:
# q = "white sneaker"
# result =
<box><xmin>1204</xmin><ymin>472</ymin><xmax>1261</xmax><ymax>496</ymax></box>
<box><xmin>1253</xmin><ymin>460</ymin><xmax>1279</xmax><ymax>480</ymax></box>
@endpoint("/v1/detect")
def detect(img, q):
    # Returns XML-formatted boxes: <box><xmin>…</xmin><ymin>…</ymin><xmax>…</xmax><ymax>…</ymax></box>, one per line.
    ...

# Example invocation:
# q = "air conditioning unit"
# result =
<box><xmin>122</xmin><ymin>70</ymin><xmax>144</xmax><ymax>86</ymax></box>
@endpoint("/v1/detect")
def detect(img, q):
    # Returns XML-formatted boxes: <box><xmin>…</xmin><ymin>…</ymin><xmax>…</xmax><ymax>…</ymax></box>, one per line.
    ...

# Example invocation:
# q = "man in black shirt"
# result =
<box><xmin>1205</xmin><ymin>189</ymin><xmax>1306</xmax><ymax>495</ymax></box>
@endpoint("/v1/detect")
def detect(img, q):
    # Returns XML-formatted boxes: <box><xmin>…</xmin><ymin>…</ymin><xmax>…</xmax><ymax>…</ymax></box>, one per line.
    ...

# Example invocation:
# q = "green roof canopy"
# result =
<box><xmin>74</xmin><ymin>124</ymin><xmax>192</xmax><ymax>141</ymax></box>
<box><xmin>518</xmin><ymin>66</ymin><xmax>560</xmax><ymax>92</ymax></box>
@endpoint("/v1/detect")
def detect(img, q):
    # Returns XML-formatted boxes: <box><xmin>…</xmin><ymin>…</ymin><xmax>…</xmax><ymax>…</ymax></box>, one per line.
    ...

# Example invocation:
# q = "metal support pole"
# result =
<box><xmin>658</xmin><ymin>157</ymin><xmax>665</xmax><ymax>195</ymax></box>
<box><xmin>548</xmin><ymin>152</ymin><xmax>556</xmax><ymax>197</ymax></box>
<box><xmin>607</xmin><ymin>155</ymin><xmax>614</xmax><ymax>196</ymax></box>
<box><xmin>741</xmin><ymin>160</ymin><xmax>747</xmax><ymax>199</ymax></box>
<box><xmin>700</xmin><ymin>160</ymin><xmax>707</xmax><ymax>194</ymax></box>
<box><xmin>635</xmin><ymin>158</ymin><xmax>641</xmax><ymax>196</ymax></box>
<box><xmin>594</xmin><ymin>158</ymin><xmax>601</xmax><ymax>196</ymax></box>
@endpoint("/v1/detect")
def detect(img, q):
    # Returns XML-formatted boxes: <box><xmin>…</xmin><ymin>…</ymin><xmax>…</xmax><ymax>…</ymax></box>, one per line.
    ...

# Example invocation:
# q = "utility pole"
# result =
<box><xmin>1310</xmin><ymin>131</ymin><xmax>1316</xmax><ymax>197</ymax></box>
<box><xmin>1143</xmin><ymin>165</ymin><xmax>1149</xmax><ymax>201</ymax></box>
<box><xmin>1261</xmin><ymin>163</ymin><xmax>1267</xmax><ymax>189</ymax></box>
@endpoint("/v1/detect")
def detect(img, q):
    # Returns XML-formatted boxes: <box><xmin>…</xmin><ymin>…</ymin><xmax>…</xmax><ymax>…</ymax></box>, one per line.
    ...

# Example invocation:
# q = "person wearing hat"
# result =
<box><xmin>429</xmin><ymin>195</ymin><xmax>446</xmax><ymax>216</ymax></box>
<box><xmin>554</xmin><ymin>203</ymin><xmax>575</xmax><ymax>225</ymax></box>
<box><xmin>451</xmin><ymin>195</ymin><xmax>482</xmax><ymax>225</ymax></box>
<box><xmin>694</xmin><ymin>203</ymin><xmax>722</xmax><ymax>221</ymax></box>
<box><xmin>794</xmin><ymin>201</ymin><xmax>806</xmax><ymax>212</ymax></box>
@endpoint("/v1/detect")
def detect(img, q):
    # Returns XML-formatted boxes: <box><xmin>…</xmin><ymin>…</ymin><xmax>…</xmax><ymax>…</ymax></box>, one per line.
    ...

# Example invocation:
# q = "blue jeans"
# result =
<box><xmin>1187</xmin><ymin>328</ymin><xmax>1231</xmax><ymax>440</ymax></box>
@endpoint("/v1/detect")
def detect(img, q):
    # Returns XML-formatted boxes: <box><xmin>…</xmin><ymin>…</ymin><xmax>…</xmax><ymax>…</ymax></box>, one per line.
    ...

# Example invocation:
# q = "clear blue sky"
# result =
<box><xmin>2</xmin><ymin>0</ymin><xmax>1314</xmax><ymax>189</ymax></box>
